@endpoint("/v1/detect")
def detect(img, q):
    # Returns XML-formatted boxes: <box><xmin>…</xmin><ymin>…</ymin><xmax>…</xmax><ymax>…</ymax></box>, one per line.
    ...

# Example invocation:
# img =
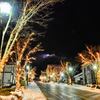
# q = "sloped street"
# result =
<box><xmin>36</xmin><ymin>82</ymin><xmax>100</xmax><ymax>100</ymax></box>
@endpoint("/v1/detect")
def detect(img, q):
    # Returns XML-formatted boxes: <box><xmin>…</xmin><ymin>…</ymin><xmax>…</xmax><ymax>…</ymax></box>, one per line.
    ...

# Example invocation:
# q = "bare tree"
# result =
<box><xmin>28</xmin><ymin>66</ymin><xmax>37</xmax><ymax>82</ymax></box>
<box><xmin>46</xmin><ymin>65</ymin><xmax>53</xmax><ymax>82</ymax></box>
<box><xmin>10</xmin><ymin>32</ymin><xmax>43</xmax><ymax>90</ymax></box>
<box><xmin>0</xmin><ymin>0</ymin><xmax>64</xmax><ymax>77</ymax></box>
<box><xmin>52</xmin><ymin>67</ymin><xmax>60</xmax><ymax>83</ymax></box>
<box><xmin>61</xmin><ymin>61</ymin><xmax>78</xmax><ymax>85</ymax></box>
<box><xmin>46</xmin><ymin>65</ymin><xmax>62</xmax><ymax>83</ymax></box>
<box><xmin>76</xmin><ymin>45</ymin><xmax>100</xmax><ymax>85</ymax></box>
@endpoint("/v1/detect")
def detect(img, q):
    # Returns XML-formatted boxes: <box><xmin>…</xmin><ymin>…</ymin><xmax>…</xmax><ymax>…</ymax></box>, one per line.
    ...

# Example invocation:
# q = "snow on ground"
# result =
<box><xmin>22</xmin><ymin>82</ymin><xmax>46</xmax><ymax>100</ymax></box>
<box><xmin>1</xmin><ymin>82</ymin><xmax>100</xmax><ymax>100</ymax></box>
<box><xmin>0</xmin><ymin>82</ymin><xmax>46</xmax><ymax>100</ymax></box>
<box><xmin>64</xmin><ymin>84</ymin><xmax>100</xmax><ymax>93</ymax></box>
<box><xmin>45</xmin><ymin>82</ymin><xmax>100</xmax><ymax>93</ymax></box>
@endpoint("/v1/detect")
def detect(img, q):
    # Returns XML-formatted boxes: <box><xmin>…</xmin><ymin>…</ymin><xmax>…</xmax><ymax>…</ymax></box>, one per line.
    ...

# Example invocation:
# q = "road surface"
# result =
<box><xmin>36</xmin><ymin>82</ymin><xmax>100</xmax><ymax>100</ymax></box>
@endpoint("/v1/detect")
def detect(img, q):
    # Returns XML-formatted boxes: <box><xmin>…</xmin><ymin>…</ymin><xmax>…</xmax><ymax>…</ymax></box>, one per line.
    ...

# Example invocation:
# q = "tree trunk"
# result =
<box><xmin>56</xmin><ymin>76</ymin><xmax>59</xmax><ymax>84</ymax></box>
<box><xmin>49</xmin><ymin>76</ymin><xmax>50</xmax><ymax>82</ymax></box>
<box><xmin>97</xmin><ymin>73</ymin><xmax>100</xmax><ymax>85</ymax></box>
<box><xmin>16</xmin><ymin>73</ymin><xmax>20</xmax><ymax>90</ymax></box>
<box><xmin>69</xmin><ymin>76</ymin><xmax>72</xmax><ymax>85</ymax></box>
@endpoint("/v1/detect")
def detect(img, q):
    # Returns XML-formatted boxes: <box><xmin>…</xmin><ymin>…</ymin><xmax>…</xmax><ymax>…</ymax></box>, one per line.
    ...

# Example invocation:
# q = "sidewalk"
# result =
<box><xmin>22</xmin><ymin>82</ymin><xmax>47</xmax><ymax>100</ymax></box>
<box><xmin>0</xmin><ymin>82</ymin><xmax>46</xmax><ymax>100</ymax></box>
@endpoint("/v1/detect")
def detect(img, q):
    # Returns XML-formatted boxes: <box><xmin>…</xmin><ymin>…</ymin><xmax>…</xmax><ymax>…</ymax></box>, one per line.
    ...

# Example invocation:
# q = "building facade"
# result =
<box><xmin>82</xmin><ymin>65</ymin><xmax>96</xmax><ymax>85</ymax></box>
<box><xmin>74</xmin><ymin>72</ymin><xmax>83</xmax><ymax>84</ymax></box>
<box><xmin>1</xmin><ymin>62</ymin><xmax>16</xmax><ymax>85</ymax></box>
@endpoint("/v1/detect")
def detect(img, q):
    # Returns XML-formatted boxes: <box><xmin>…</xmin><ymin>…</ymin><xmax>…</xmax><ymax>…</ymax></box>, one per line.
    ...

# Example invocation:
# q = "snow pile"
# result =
<box><xmin>64</xmin><ymin>84</ymin><xmax>100</xmax><ymax>93</ymax></box>
<box><xmin>0</xmin><ymin>95</ymin><xmax>18</xmax><ymax>100</ymax></box>
<box><xmin>0</xmin><ymin>82</ymin><xmax>46</xmax><ymax>100</ymax></box>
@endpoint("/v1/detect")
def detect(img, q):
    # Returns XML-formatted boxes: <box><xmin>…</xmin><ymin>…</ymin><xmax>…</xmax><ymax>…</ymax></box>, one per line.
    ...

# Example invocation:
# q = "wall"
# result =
<box><xmin>82</xmin><ymin>65</ymin><xmax>96</xmax><ymax>85</ymax></box>
<box><xmin>1</xmin><ymin>64</ymin><xmax>16</xmax><ymax>84</ymax></box>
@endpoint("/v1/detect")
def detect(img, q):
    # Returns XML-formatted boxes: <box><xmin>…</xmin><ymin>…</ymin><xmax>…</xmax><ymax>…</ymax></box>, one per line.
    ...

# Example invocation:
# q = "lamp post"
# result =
<box><xmin>69</xmin><ymin>67</ymin><xmax>72</xmax><ymax>71</ymax></box>
<box><xmin>0</xmin><ymin>2</ymin><xmax>12</xmax><ymax>53</ymax></box>
<box><xmin>26</xmin><ymin>65</ymin><xmax>30</xmax><ymax>86</ymax></box>
<box><xmin>0</xmin><ymin>2</ymin><xmax>12</xmax><ymax>88</ymax></box>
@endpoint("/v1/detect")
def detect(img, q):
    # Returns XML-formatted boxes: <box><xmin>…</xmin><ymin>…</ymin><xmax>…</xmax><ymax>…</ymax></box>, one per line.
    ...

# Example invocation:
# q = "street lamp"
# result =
<box><xmin>50</xmin><ymin>75</ymin><xmax>53</xmax><ymax>78</ymax></box>
<box><xmin>53</xmin><ymin>73</ymin><xmax>55</xmax><ymax>76</ymax></box>
<box><xmin>69</xmin><ymin>67</ymin><xmax>72</xmax><ymax>71</ymax></box>
<box><xmin>0</xmin><ymin>2</ymin><xmax>12</xmax><ymax>60</ymax></box>
<box><xmin>0</xmin><ymin>2</ymin><xmax>12</xmax><ymax>88</ymax></box>
<box><xmin>26</xmin><ymin>65</ymin><xmax>30</xmax><ymax>86</ymax></box>
<box><xmin>61</xmin><ymin>73</ymin><xmax>64</xmax><ymax>77</ymax></box>
<box><xmin>0</xmin><ymin>2</ymin><xmax>12</xmax><ymax>14</ymax></box>
<box><xmin>93</xmin><ymin>65</ymin><xmax>97</xmax><ymax>70</ymax></box>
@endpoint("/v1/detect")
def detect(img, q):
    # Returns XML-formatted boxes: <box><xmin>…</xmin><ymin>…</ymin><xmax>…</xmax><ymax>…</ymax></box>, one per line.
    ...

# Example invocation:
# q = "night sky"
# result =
<box><xmin>42</xmin><ymin>0</ymin><xmax>100</xmax><ymax>58</ymax></box>
<box><xmin>32</xmin><ymin>0</ymin><xmax>100</xmax><ymax>75</ymax></box>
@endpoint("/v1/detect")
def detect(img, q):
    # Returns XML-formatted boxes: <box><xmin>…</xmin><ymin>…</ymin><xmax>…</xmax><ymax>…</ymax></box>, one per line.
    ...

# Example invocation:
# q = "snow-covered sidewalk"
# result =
<box><xmin>0</xmin><ymin>82</ymin><xmax>47</xmax><ymax>100</ymax></box>
<box><xmin>22</xmin><ymin>82</ymin><xmax>46</xmax><ymax>100</ymax></box>
<box><xmin>64</xmin><ymin>84</ymin><xmax>100</xmax><ymax>93</ymax></box>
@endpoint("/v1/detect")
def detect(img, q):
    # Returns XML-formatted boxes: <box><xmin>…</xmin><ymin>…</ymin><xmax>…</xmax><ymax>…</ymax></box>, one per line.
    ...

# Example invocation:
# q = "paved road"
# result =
<box><xmin>36</xmin><ymin>82</ymin><xmax>100</xmax><ymax>100</ymax></box>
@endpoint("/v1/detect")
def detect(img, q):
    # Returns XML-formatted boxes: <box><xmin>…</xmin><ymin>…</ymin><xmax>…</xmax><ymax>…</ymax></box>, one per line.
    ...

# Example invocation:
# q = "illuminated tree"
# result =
<box><xmin>10</xmin><ymin>32</ymin><xmax>43</xmax><ymax>90</ymax></box>
<box><xmin>40</xmin><ymin>75</ymin><xmax>46</xmax><ymax>82</ymax></box>
<box><xmin>52</xmin><ymin>67</ymin><xmax>60</xmax><ymax>83</ymax></box>
<box><xmin>46</xmin><ymin>65</ymin><xmax>53</xmax><ymax>82</ymax></box>
<box><xmin>46</xmin><ymin>65</ymin><xmax>62</xmax><ymax>83</ymax></box>
<box><xmin>60</xmin><ymin>61</ymin><xmax>77</xmax><ymax>85</ymax></box>
<box><xmin>28</xmin><ymin>67</ymin><xmax>37</xmax><ymax>82</ymax></box>
<box><xmin>77</xmin><ymin>45</ymin><xmax>100</xmax><ymax>85</ymax></box>
<box><xmin>0</xmin><ymin>0</ymin><xmax>64</xmax><ymax>78</ymax></box>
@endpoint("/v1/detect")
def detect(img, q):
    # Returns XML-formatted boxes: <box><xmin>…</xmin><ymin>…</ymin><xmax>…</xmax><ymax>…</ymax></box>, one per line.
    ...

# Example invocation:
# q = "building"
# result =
<box><xmin>82</xmin><ymin>65</ymin><xmax>96</xmax><ymax>85</ymax></box>
<box><xmin>1</xmin><ymin>62</ymin><xmax>16</xmax><ymax>85</ymax></box>
<box><xmin>74</xmin><ymin>72</ymin><xmax>83</xmax><ymax>84</ymax></box>
<box><xmin>59</xmin><ymin>72</ymin><xmax>68</xmax><ymax>83</ymax></box>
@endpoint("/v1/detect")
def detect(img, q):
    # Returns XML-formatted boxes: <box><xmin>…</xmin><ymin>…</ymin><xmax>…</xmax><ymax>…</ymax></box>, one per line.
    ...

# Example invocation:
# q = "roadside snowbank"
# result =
<box><xmin>0</xmin><ymin>82</ymin><xmax>46</xmax><ymax>100</ymax></box>
<box><xmin>22</xmin><ymin>82</ymin><xmax>46</xmax><ymax>100</ymax></box>
<box><xmin>46</xmin><ymin>82</ymin><xmax>100</xmax><ymax>93</ymax></box>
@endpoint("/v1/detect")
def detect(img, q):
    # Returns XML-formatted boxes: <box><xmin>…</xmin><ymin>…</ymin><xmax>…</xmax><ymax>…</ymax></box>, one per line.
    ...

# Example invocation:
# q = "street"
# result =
<box><xmin>36</xmin><ymin>82</ymin><xmax>100</xmax><ymax>100</ymax></box>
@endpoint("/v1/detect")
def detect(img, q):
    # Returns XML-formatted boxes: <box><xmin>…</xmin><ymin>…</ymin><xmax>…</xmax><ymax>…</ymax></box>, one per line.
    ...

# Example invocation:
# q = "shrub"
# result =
<box><xmin>8</xmin><ymin>79</ymin><xmax>11</xmax><ymax>81</ymax></box>
<box><xmin>21</xmin><ymin>80</ymin><xmax>25</xmax><ymax>86</ymax></box>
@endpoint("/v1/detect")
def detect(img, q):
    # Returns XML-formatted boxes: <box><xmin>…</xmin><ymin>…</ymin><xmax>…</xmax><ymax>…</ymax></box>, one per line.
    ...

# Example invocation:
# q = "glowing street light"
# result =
<box><xmin>27</xmin><ymin>65</ymin><xmax>30</xmax><ymax>70</ymax></box>
<box><xmin>17</xmin><ymin>61</ymin><xmax>19</xmax><ymax>65</ymax></box>
<box><xmin>26</xmin><ymin>65</ymin><xmax>30</xmax><ymax>85</ymax></box>
<box><xmin>50</xmin><ymin>75</ymin><xmax>53</xmax><ymax>78</ymax></box>
<box><xmin>61</xmin><ymin>73</ymin><xmax>64</xmax><ymax>77</ymax></box>
<box><xmin>0</xmin><ymin>2</ymin><xmax>12</xmax><ymax>61</ymax></box>
<box><xmin>44</xmin><ymin>76</ymin><xmax>46</xmax><ymax>79</ymax></box>
<box><xmin>0</xmin><ymin>2</ymin><xmax>12</xmax><ymax>14</ymax></box>
<box><xmin>93</xmin><ymin>65</ymin><xmax>97</xmax><ymax>70</ymax></box>
<box><xmin>69</xmin><ymin>67</ymin><xmax>72</xmax><ymax>71</ymax></box>
<box><xmin>53</xmin><ymin>73</ymin><xmax>55</xmax><ymax>76</ymax></box>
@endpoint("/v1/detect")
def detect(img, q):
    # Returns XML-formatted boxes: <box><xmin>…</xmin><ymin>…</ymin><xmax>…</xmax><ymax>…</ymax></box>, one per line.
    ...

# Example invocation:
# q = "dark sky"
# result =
<box><xmin>41</xmin><ymin>0</ymin><xmax>100</xmax><ymax>58</ymax></box>
<box><xmin>32</xmin><ymin>0</ymin><xmax>100</xmax><ymax>75</ymax></box>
